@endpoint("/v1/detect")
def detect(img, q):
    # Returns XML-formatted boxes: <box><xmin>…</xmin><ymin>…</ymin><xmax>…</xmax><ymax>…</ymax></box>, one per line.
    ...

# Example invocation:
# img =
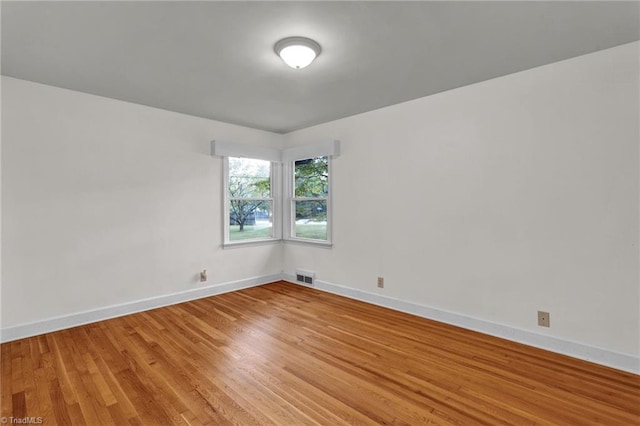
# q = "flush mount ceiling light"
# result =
<box><xmin>274</xmin><ymin>36</ymin><xmax>321</xmax><ymax>69</ymax></box>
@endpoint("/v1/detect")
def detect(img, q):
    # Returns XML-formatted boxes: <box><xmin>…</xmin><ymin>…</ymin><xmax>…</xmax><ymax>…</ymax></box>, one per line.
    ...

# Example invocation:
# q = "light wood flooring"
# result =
<box><xmin>2</xmin><ymin>281</ymin><xmax>639</xmax><ymax>425</ymax></box>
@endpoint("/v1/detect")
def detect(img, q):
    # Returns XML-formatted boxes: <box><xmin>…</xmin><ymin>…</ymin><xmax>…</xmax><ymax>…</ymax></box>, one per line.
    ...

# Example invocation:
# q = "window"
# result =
<box><xmin>225</xmin><ymin>157</ymin><xmax>278</xmax><ymax>244</ymax></box>
<box><xmin>212</xmin><ymin>139</ymin><xmax>338</xmax><ymax>247</ymax></box>
<box><xmin>288</xmin><ymin>156</ymin><xmax>331</xmax><ymax>243</ymax></box>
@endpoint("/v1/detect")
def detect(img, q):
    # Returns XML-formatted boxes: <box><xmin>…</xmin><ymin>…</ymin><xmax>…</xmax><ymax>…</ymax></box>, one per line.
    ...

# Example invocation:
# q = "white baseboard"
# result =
<box><xmin>0</xmin><ymin>274</ymin><xmax>282</xmax><ymax>343</ymax></box>
<box><xmin>282</xmin><ymin>273</ymin><xmax>639</xmax><ymax>375</ymax></box>
<box><xmin>3</xmin><ymin>273</ymin><xmax>638</xmax><ymax>375</ymax></box>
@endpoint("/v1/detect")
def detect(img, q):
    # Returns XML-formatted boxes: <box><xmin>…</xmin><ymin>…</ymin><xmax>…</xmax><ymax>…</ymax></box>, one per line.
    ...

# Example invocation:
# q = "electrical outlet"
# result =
<box><xmin>377</xmin><ymin>277</ymin><xmax>384</xmax><ymax>288</ymax></box>
<box><xmin>538</xmin><ymin>311</ymin><xmax>550</xmax><ymax>327</ymax></box>
<box><xmin>200</xmin><ymin>269</ymin><xmax>207</xmax><ymax>282</ymax></box>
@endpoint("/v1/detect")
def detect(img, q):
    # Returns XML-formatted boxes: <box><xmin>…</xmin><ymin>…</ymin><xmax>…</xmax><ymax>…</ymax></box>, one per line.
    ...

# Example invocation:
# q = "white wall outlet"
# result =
<box><xmin>377</xmin><ymin>277</ymin><xmax>384</xmax><ymax>288</ymax></box>
<box><xmin>200</xmin><ymin>269</ymin><xmax>207</xmax><ymax>282</ymax></box>
<box><xmin>538</xmin><ymin>311</ymin><xmax>550</xmax><ymax>327</ymax></box>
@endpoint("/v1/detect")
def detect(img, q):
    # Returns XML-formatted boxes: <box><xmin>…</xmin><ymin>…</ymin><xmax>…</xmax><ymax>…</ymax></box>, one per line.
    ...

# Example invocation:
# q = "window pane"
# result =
<box><xmin>229</xmin><ymin>200</ymin><xmax>272</xmax><ymax>241</ymax></box>
<box><xmin>294</xmin><ymin>156</ymin><xmax>328</xmax><ymax>197</ymax></box>
<box><xmin>229</xmin><ymin>157</ymin><xmax>271</xmax><ymax>198</ymax></box>
<box><xmin>294</xmin><ymin>200</ymin><xmax>327</xmax><ymax>240</ymax></box>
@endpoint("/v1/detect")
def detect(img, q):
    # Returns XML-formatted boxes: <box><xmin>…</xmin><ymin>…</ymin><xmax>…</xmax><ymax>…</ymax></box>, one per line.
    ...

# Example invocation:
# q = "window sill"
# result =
<box><xmin>284</xmin><ymin>237</ymin><xmax>333</xmax><ymax>248</ymax></box>
<box><xmin>223</xmin><ymin>238</ymin><xmax>282</xmax><ymax>249</ymax></box>
<box><xmin>223</xmin><ymin>237</ymin><xmax>333</xmax><ymax>249</ymax></box>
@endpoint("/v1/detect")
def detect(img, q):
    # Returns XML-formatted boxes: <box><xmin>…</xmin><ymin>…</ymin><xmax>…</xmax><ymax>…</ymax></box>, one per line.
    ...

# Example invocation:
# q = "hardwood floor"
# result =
<box><xmin>2</xmin><ymin>281</ymin><xmax>639</xmax><ymax>425</ymax></box>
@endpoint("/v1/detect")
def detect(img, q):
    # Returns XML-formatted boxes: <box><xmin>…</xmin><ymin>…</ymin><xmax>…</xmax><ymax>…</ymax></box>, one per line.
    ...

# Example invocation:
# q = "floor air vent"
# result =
<box><xmin>295</xmin><ymin>270</ymin><xmax>315</xmax><ymax>286</ymax></box>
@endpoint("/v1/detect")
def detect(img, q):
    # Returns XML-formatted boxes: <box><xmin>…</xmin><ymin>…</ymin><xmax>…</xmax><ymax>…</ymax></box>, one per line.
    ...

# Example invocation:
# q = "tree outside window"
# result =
<box><xmin>293</xmin><ymin>156</ymin><xmax>329</xmax><ymax>241</ymax></box>
<box><xmin>228</xmin><ymin>157</ymin><xmax>273</xmax><ymax>241</ymax></box>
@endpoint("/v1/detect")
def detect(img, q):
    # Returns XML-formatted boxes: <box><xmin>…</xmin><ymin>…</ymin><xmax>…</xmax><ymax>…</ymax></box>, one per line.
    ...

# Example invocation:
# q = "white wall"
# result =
<box><xmin>283</xmin><ymin>42</ymin><xmax>640</xmax><ymax>358</ymax></box>
<box><xmin>0</xmin><ymin>74</ymin><xmax>3</xmax><ymax>333</ymax></box>
<box><xmin>1</xmin><ymin>77</ymin><xmax>283</xmax><ymax>329</ymax></box>
<box><xmin>2</xmin><ymin>42</ymin><xmax>638</xmax><ymax>371</ymax></box>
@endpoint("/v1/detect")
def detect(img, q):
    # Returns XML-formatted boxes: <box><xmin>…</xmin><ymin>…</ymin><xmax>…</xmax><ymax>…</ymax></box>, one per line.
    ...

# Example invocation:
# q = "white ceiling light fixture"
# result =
<box><xmin>274</xmin><ymin>36</ymin><xmax>321</xmax><ymax>69</ymax></box>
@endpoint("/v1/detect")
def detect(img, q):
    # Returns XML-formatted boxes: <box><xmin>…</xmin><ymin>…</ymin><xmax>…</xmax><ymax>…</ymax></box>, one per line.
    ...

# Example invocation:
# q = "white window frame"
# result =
<box><xmin>283</xmin><ymin>157</ymin><xmax>333</xmax><ymax>246</ymax></box>
<box><xmin>223</xmin><ymin>157</ymin><xmax>282</xmax><ymax>247</ymax></box>
<box><xmin>212</xmin><ymin>140</ymin><xmax>339</xmax><ymax>248</ymax></box>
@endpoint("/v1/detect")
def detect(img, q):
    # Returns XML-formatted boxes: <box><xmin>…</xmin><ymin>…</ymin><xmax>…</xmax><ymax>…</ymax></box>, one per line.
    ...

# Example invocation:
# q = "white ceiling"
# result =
<box><xmin>2</xmin><ymin>1</ymin><xmax>639</xmax><ymax>134</ymax></box>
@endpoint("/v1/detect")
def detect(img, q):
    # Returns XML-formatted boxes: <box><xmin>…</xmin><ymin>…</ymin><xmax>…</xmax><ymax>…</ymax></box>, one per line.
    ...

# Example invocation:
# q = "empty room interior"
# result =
<box><xmin>1</xmin><ymin>1</ymin><xmax>639</xmax><ymax>424</ymax></box>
